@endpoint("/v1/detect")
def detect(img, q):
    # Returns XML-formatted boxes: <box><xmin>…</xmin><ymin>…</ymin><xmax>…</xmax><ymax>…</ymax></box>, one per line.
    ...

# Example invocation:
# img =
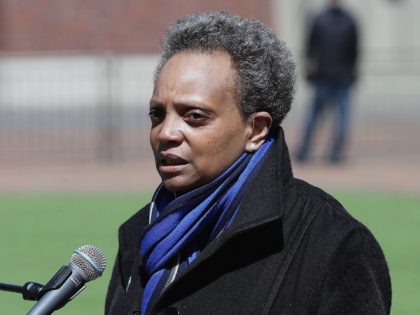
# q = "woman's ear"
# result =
<box><xmin>245</xmin><ymin>112</ymin><xmax>272</xmax><ymax>153</ymax></box>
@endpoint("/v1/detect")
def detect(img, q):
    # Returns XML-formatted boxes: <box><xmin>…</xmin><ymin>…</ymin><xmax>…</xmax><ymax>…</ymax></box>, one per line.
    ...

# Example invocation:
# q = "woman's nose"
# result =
<box><xmin>157</xmin><ymin>115</ymin><xmax>183</xmax><ymax>143</ymax></box>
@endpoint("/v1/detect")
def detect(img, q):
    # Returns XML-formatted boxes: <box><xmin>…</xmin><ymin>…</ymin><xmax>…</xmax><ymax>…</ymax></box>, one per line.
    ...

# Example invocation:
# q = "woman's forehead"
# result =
<box><xmin>153</xmin><ymin>51</ymin><xmax>237</xmax><ymax>103</ymax></box>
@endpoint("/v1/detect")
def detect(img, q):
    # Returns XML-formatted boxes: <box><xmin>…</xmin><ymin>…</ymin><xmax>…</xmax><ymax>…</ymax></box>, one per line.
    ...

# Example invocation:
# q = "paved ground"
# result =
<box><xmin>1</xmin><ymin>124</ymin><xmax>419</xmax><ymax>195</ymax></box>
<box><xmin>288</xmin><ymin>124</ymin><xmax>420</xmax><ymax>194</ymax></box>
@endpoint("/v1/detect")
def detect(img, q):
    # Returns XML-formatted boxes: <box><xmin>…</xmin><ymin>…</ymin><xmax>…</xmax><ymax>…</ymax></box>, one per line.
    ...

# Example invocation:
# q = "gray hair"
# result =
<box><xmin>155</xmin><ymin>12</ymin><xmax>296</xmax><ymax>127</ymax></box>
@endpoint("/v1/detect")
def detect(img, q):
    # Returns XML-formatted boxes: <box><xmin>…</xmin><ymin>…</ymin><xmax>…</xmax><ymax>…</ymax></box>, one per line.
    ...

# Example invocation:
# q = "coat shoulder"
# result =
<box><xmin>273</xmin><ymin>178</ymin><xmax>392</xmax><ymax>314</ymax></box>
<box><xmin>284</xmin><ymin>177</ymin><xmax>363</xmax><ymax>232</ymax></box>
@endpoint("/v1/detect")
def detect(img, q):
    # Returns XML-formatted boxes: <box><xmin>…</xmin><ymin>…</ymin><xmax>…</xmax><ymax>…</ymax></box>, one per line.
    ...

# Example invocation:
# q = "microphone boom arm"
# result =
<box><xmin>0</xmin><ymin>281</ymin><xmax>44</xmax><ymax>301</ymax></box>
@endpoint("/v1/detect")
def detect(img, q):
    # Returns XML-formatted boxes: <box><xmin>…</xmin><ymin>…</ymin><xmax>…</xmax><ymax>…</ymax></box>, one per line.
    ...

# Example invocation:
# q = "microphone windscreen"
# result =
<box><xmin>70</xmin><ymin>245</ymin><xmax>106</xmax><ymax>281</ymax></box>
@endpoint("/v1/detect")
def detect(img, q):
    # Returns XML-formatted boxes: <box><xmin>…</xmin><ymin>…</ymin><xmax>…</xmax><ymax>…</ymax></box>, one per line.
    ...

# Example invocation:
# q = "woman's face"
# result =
<box><xmin>149</xmin><ymin>51</ymin><xmax>251</xmax><ymax>192</ymax></box>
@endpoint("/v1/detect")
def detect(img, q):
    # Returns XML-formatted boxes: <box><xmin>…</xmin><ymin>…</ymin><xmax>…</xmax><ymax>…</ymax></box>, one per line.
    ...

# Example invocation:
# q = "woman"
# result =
<box><xmin>106</xmin><ymin>12</ymin><xmax>391</xmax><ymax>315</ymax></box>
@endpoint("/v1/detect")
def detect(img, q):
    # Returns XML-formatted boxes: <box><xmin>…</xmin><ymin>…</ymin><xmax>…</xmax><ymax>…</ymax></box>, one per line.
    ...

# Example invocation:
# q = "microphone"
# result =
<box><xmin>26</xmin><ymin>245</ymin><xmax>106</xmax><ymax>315</ymax></box>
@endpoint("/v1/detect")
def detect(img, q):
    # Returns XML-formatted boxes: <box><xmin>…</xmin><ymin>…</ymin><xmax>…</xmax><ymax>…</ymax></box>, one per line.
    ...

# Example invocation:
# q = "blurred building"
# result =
<box><xmin>0</xmin><ymin>0</ymin><xmax>270</xmax><ymax>163</ymax></box>
<box><xmin>0</xmin><ymin>0</ymin><xmax>419</xmax><ymax>165</ymax></box>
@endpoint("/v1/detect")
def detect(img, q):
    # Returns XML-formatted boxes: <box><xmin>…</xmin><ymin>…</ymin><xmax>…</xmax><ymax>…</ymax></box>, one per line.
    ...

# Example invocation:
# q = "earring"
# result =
<box><xmin>249</xmin><ymin>143</ymin><xmax>257</xmax><ymax>152</ymax></box>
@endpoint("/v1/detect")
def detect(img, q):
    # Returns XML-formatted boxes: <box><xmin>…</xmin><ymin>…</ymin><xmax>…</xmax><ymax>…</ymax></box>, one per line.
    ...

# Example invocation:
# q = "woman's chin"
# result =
<box><xmin>161</xmin><ymin>175</ymin><xmax>206</xmax><ymax>194</ymax></box>
<box><xmin>161</xmin><ymin>177</ymin><xmax>195</xmax><ymax>193</ymax></box>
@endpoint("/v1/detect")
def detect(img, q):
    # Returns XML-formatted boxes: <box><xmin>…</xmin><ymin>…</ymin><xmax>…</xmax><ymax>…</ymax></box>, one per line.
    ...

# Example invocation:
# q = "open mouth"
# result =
<box><xmin>159</xmin><ymin>153</ymin><xmax>188</xmax><ymax>169</ymax></box>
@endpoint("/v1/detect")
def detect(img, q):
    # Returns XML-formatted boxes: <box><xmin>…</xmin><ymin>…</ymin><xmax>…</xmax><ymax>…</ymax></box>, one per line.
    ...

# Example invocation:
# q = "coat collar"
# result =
<box><xmin>227</xmin><ymin>127</ymin><xmax>293</xmax><ymax>234</ymax></box>
<box><xmin>191</xmin><ymin>127</ymin><xmax>292</xmax><ymax>260</ymax></box>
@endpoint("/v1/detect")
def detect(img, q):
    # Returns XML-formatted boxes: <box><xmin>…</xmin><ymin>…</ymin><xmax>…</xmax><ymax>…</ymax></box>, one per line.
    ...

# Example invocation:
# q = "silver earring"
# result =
<box><xmin>249</xmin><ymin>143</ymin><xmax>257</xmax><ymax>152</ymax></box>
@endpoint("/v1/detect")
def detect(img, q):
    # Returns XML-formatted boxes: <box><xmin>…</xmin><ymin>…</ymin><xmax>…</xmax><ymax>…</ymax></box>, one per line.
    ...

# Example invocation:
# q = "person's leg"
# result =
<box><xmin>330</xmin><ymin>85</ymin><xmax>351</xmax><ymax>162</ymax></box>
<box><xmin>297</xmin><ymin>84</ymin><xmax>327</xmax><ymax>161</ymax></box>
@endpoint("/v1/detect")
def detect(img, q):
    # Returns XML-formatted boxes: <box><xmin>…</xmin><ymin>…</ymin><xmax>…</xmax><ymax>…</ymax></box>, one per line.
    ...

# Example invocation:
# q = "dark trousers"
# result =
<box><xmin>297</xmin><ymin>82</ymin><xmax>351</xmax><ymax>162</ymax></box>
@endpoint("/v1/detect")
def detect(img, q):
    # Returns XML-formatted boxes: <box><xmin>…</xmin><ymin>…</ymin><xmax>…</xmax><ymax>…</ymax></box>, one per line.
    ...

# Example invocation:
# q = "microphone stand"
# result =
<box><xmin>0</xmin><ymin>281</ymin><xmax>44</xmax><ymax>301</ymax></box>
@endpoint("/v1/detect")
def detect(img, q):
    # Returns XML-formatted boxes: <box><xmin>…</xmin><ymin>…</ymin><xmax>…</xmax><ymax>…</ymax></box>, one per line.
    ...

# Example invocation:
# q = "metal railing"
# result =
<box><xmin>0</xmin><ymin>53</ymin><xmax>158</xmax><ymax>164</ymax></box>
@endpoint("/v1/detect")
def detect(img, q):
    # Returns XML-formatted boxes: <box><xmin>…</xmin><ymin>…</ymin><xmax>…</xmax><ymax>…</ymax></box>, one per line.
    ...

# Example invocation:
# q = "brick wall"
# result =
<box><xmin>0</xmin><ymin>0</ymin><xmax>272</xmax><ymax>53</ymax></box>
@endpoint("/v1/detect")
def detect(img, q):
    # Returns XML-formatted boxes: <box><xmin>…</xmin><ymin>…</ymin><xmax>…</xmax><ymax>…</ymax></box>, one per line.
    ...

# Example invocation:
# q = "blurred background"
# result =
<box><xmin>0</xmin><ymin>0</ymin><xmax>418</xmax><ymax>314</ymax></box>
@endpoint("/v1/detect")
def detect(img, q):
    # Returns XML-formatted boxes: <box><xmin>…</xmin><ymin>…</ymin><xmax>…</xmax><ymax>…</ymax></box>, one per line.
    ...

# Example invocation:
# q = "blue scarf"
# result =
<box><xmin>139</xmin><ymin>136</ymin><xmax>274</xmax><ymax>314</ymax></box>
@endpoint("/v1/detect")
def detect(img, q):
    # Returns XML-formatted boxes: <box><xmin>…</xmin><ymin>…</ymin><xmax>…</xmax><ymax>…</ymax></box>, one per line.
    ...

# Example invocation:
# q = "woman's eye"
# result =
<box><xmin>185</xmin><ymin>111</ymin><xmax>208</xmax><ymax>125</ymax></box>
<box><xmin>148</xmin><ymin>109</ymin><xmax>164</xmax><ymax>123</ymax></box>
<box><xmin>190</xmin><ymin>112</ymin><xmax>204</xmax><ymax>120</ymax></box>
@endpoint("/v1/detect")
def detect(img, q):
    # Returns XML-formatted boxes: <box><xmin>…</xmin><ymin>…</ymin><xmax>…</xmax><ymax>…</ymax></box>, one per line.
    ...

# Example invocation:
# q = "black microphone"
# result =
<box><xmin>26</xmin><ymin>245</ymin><xmax>106</xmax><ymax>315</ymax></box>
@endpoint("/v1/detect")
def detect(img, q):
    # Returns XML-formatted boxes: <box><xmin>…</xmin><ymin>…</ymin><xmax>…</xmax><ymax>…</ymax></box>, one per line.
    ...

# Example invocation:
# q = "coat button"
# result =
<box><xmin>162</xmin><ymin>306</ymin><xmax>179</xmax><ymax>315</ymax></box>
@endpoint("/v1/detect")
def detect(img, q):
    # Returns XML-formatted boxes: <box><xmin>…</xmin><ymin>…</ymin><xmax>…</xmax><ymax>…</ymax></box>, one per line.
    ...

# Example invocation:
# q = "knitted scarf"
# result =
<box><xmin>139</xmin><ymin>136</ymin><xmax>274</xmax><ymax>314</ymax></box>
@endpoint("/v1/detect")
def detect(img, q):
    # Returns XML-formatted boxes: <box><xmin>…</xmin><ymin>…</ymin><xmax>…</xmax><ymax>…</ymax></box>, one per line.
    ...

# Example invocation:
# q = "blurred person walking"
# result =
<box><xmin>296</xmin><ymin>0</ymin><xmax>359</xmax><ymax>163</ymax></box>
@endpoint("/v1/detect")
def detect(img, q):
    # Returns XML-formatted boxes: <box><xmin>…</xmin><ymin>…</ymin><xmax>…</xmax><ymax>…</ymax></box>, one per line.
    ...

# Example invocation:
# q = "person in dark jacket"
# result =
<box><xmin>105</xmin><ymin>12</ymin><xmax>391</xmax><ymax>315</ymax></box>
<box><xmin>297</xmin><ymin>0</ymin><xmax>359</xmax><ymax>163</ymax></box>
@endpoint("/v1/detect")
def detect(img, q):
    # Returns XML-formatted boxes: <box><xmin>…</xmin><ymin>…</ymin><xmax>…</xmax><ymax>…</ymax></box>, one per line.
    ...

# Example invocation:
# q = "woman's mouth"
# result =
<box><xmin>158</xmin><ymin>153</ymin><xmax>189</xmax><ymax>174</ymax></box>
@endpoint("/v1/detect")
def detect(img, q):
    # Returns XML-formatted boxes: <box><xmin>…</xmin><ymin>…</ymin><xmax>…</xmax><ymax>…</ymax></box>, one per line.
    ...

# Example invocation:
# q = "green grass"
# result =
<box><xmin>0</xmin><ymin>191</ymin><xmax>419</xmax><ymax>314</ymax></box>
<box><xmin>0</xmin><ymin>192</ymin><xmax>151</xmax><ymax>315</ymax></box>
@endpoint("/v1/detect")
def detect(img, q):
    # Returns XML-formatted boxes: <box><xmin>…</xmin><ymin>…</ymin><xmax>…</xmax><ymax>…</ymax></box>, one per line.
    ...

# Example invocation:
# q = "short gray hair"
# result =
<box><xmin>155</xmin><ymin>12</ymin><xmax>296</xmax><ymax>128</ymax></box>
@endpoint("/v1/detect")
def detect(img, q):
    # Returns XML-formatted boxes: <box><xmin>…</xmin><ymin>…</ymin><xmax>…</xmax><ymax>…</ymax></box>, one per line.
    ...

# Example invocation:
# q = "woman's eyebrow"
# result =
<box><xmin>172</xmin><ymin>97</ymin><xmax>213</xmax><ymax>110</ymax></box>
<box><xmin>149</xmin><ymin>99</ymin><xmax>163</xmax><ymax>108</ymax></box>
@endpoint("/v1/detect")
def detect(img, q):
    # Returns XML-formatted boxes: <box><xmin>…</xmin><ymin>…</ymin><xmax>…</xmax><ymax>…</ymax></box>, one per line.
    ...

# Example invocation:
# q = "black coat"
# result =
<box><xmin>105</xmin><ymin>129</ymin><xmax>391</xmax><ymax>315</ymax></box>
<box><xmin>306</xmin><ymin>6</ymin><xmax>359</xmax><ymax>85</ymax></box>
